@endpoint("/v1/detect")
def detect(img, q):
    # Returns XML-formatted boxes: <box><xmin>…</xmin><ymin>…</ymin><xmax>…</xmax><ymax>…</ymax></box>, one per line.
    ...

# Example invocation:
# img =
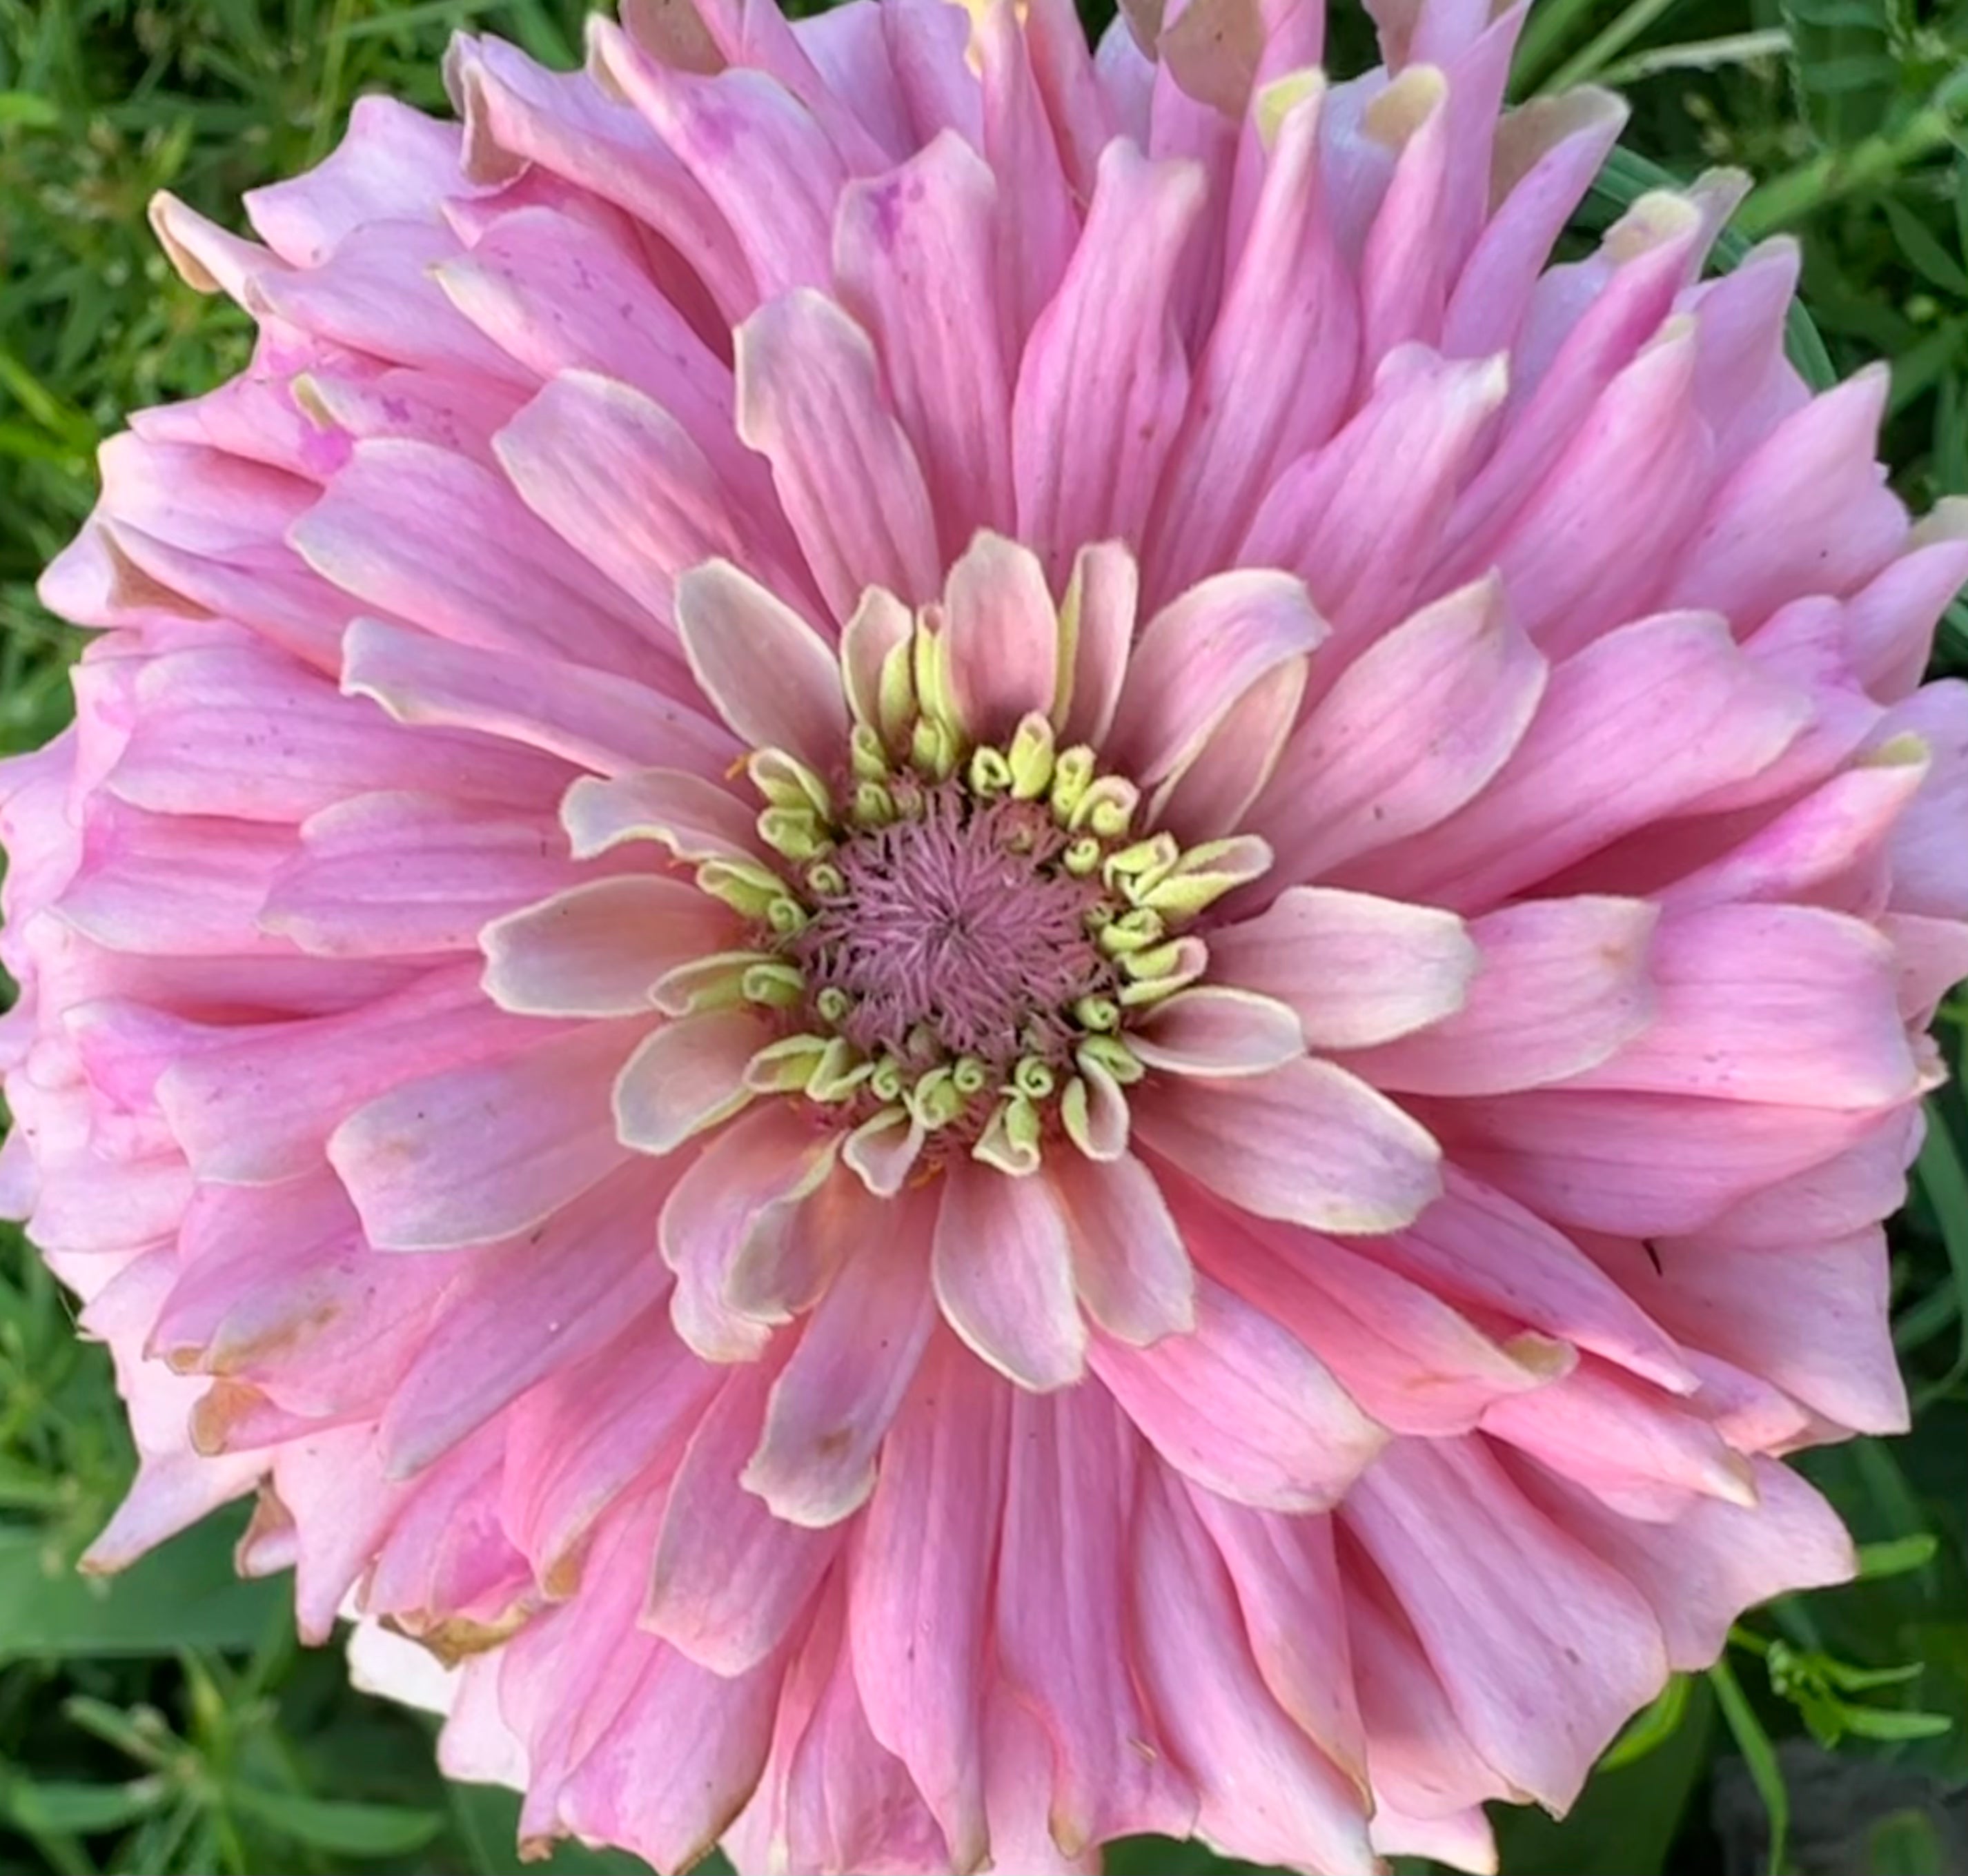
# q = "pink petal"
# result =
<box><xmin>736</xmin><ymin>288</ymin><xmax>943</xmax><ymax>620</ymax></box>
<box><xmin>328</xmin><ymin>1019</ymin><xmax>647</xmax><ymax>1250</ymax></box>
<box><xmin>291</xmin><ymin>439</ymin><xmax>660</xmax><ymax>680</ymax></box>
<box><xmin>1669</xmin><ymin>368</ymin><xmax>1905</xmax><ymax>627</ymax></box>
<box><xmin>1209</xmin><ymin>886</ymin><xmax>1477</xmax><ymax>1049</ymax></box>
<box><xmin>849</xmin><ymin>1333</ymin><xmax>1007</xmax><ymax>1873</ymax></box>
<box><xmin>931</xmin><ymin>1158</ymin><xmax>1085</xmax><ymax>1390</ymax></box>
<box><xmin>1429</xmin><ymin>1086</ymin><xmax>1885</xmax><ymax>1237</ymax></box>
<box><xmin>1107</xmin><ymin>569</ymin><xmax>1323</xmax><ymax>801</ymax></box>
<box><xmin>1057</xmin><ymin>540</ymin><xmax>1138</xmax><ymax>747</ymax></box>
<box><xmin>1635</xmin><ymin>1224</ymin><xmax>1907</xmax><ymax>1434</ymax></box>
<box><xmin>1343</xmin><ymin>1436</ymin><xmax>1670</xmax><ymax>1810</ymax></box>
<box><xmin>259</xmin><ymin>795</ymin><xmax>586</xmax><ymax>958</ymax></box>
<box><xmin>834</xmin><ymin>132</ymin><xmax>1016</xmax><ymax>553</ymax></box>
<box><xmin>1090</xmin><ymin>1270</ymin><xmax>1384</xmax><ymax>1512</ymax></box>
<box><xmin>1482</xmin><ymin>1359</ymin><xmax>1757</xmax><ymax>1521</ymax></box>
<box><xmin>997</xmin><ymin>1384</ymin><xmax>1199</xmax><ymax>1851</ymax></box>
<box><xmin>1559</xmin><ymin>902</ymin><xmax>1916</xmax><ymax>1107</ymax></box>
<box><xmin>1241</xmin><ymin>348</ymin><xmax>1508</xmax><ymax>655</ymax></box>
<box><xmin>1361</xmin><ymin>610</ymin><xmax>1809</xmax><ymax>911</ymax></box>
<box><xmin>494</xmin><ymin>369</ymin><xmax>814</xmax><ymax>631</ymax></box>
<box><xmin>940</xmin><ymin>532</ymin><xmax>1061</xmax><ymax>744</ymax></box>
<box><xmin>481</xmin><ymin>875</ymin><xmax>732</xmax><ymax>1017</ymax></box>
<box><xmin>1129</xmin><ymin>986</ymin><xmax>1304</xmax><ymax>1078</ymax></box>
<box><xmin>1047</xmin><ymin>1149</ymin><xmax>1196</xmax><ymax>1345</ymax></box>
<box><xmin>1386</xmin><ymin>1168</ymin><xmax>1698</xmax><ymax>1393</ymax></box>
<box><xmin>1132</xmin><ymin>1470</ymin><xmax>1379</xmax><ymax>1875</ymax></box>
<box><xmin>1134</xmin><ymin>1056</ymin><xmax>1441</xmax><ymax>1235</ymax></box>
<box><xmin>1147</xmin><ymin>83</ymin><xmax>1355</xmax><ymax>598</ymax></box>
<box><xmin>561</xmin><ymin>766</ymin><xmax>762</xmax><ymax>867</ymax></box>
<box><xmin>1517</xmin><ymin>1455</ymin><xmax>1856</xmax><ymax>1670</ymax></box>
<box><xmin>1185</xmin><ymin>1494</ymin><xmax>1368</xmax><ymax>1791</ymax></box>
<box><xmin>742</xmin><ymin>1190</ymin><xmax>938</xmax><ymax>1526</ymax></box>
<box><xmin>656</xmin><ymin>1100</ymin><xmax>840</xmax><ymax>1362</ymax></box>
<box><xmin>341</xmin><ymin>616</ymin><xmax>738</xmax><ymax>780</ymax></box>
<box><xmin>646</xmin><ymin>1361</ymin><xmax>842</xmax><ymax>1674</ymax></box>
<box><xmin>242</xmin><ymin>96</ymin><xmax>459</xmax><ymax>262</ymax></box>
<box><xmin>675</xmin><ymin>558</ymin><xmax>849</xmax><ymax>766</ymax></box>
<box><xmin>1252</xmin><ymin>575</ymin><xmax>1546</xmax><ymax>885</ymax></box>
<box><xmin>1343</xmin><ymin>895</ymin><xmax>1658</xmax><ymax>1094</ymax></box>
<box><xmin>613</xmin><ymin>1009</ymin><xmax>766</xmax><ymax>1156</ymax></box>
<box><xmin>1485</xmin><ymin>318</ymin><xmax>1713</xmax><ymax>655</ymax></box>
<box><xmin>377</xmin><ymin>1162</ymin><xmax>678</xmax><ymax>1476</ymax></box>
<box><xmin>107</xmin><ymin>642</ymin><xmax>562</xmax><ymax>822</ymax></box>
<box><xmin>1216</xmin><ymin>1221</ymin><xmax>1575</xmax><ymax>1436</ymax></box>
<box><xmin>1012</xmin><ymin>139</ymin><xmax>1206</xmax><ymax>586</ymax></box>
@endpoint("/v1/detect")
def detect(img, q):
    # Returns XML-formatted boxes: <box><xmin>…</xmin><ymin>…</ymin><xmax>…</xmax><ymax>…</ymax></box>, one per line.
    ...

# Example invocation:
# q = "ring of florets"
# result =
<box><xmin>682</xmin><ymin>693</ymin><xmax>1257</xmax><ymax>1175</ymax></box>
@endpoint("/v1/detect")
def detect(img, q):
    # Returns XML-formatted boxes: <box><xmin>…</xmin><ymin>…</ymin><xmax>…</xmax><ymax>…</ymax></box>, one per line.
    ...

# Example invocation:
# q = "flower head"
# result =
<box><xmin>4</xmin><ymin>0</ymin><xmax>1967</xmax><ymax>1870</ymax></box>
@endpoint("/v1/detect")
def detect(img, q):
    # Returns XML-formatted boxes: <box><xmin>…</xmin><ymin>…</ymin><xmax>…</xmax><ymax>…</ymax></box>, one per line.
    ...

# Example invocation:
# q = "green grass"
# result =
<box><xmin>4</xmin><ymin>1</ymin><xmax>1968</xmax><ymax>1872</ymax></box>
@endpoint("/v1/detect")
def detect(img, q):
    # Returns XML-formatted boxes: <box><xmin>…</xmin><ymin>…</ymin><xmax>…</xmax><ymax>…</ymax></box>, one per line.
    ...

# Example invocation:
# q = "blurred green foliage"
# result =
<box><xmin>3</xmin><ymin>0</ymin><xmax>1968</xmax><ymax>1872</ymax></box>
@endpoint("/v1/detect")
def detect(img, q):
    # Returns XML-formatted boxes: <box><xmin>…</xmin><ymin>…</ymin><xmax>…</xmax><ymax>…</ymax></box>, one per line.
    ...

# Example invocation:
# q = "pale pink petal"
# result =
<box><xmin>1012</xmin><ymin>139</ymin><xmax>1206</xmax><ymax>586</ymax></box>
<box><xmin>613</xmin><ymin>1009</ymin><xmax>767</xmax><ymax>1156</ymax></box>
<box><xmin>1132</xmin><ymin>1469</ymin><xmax>1379</xmax><ymax>1875</ymax></box>
<box><xmin>940</xmin><ymin>533</ymin><xmax>1061</xmax><ymax>743</ymax></box>
<box><xmin>1134</xmin><ymin>1056</ymin><xmax>1441</xmax><ymax>1235</ymax></box>
<box><xmin>742</xmin><ymin>1192</ymin><xmax>938</xmax><ymax>1526</ymax></box>
<box><xmin>1090</xmin><ymin>1270</ymin><xmax>1386</xmax><ymax>1512</ymax></box>
<box><xmin>1128</xmin><ymin>986</ymin><xmax>1304</xmax><ymax>1078</ymax></box>
<box><xmin>1344</xmin><ymin>1436</ymin><xmax>1671</xmax><ymax>1810</ymax></box>
<box><xmin>1559</xmin><ymin>902</ymin><xmax>1916</xmax><ymax>1107</ymax></box>
<box><xmin>1047</xmin><ymin>1149</ymin><xmax>1196</xmax><ymax>1345</ymax></box>
<box><xmin>328</xmin><ymin>1020</ymin><xmax>647</xmax><ymax>1250</ymax></box>
<box><xmin>1057</xmin><ymin>539</ymin><xmax>1138</xmax><ymax>747</ymax></box>
<box><xmin>833</xmin><ymin>132</ymin><xmax>1016</xmax><ymax>553</ymax></box>
<box><xmin>675</xmin><ymin>558</ymin><xmax>849</xmax><ymax>764</ymax></box>
<box><xmin>646</xmin><ymin>1361</ymin><xmax>843</xmax><ymax>1673</ymax></box>
<box><xmin>481</xmin><ymin>876</ymin><xmax>733</xmax><ymax>1017</ymax></box>
<box><xmin>1252</xmin><ymin>575</ymin><xmax>1547</xmax><ymax>885</ymax></box>
<box><xmin>849</xmin><ymin>1334</ymin><xmax>1007</xmax><ymax>1873</ymax></box>
<box><xmin>997</xmin><ymin>1384</ymin><xmax>1199</xmax><ymax>1851</ymax></box>
<box><xmin>932</xmin><ymin>1158</ymin><xmax>1085</xmax><ymax>1390</ymax></box>
<box><xmin>656</xmin><ymin>1100</ymin><xmax>840</xmax><ymax>1362</ymax></box>
<box><xmin>1209</xmin><ymin>887</ymin><xmax>1478</xmax><ymax>1050</ymax></box>
<box><xmin>243</xmin><ymin>97</ymin><xmax>459</xmax><ymax>261</ymax></box>
<box><xmin>736</xmin><ymin>288</ymin><xmax>943</xmax><ymax>620</ymax></box>
<box><xmin>1344</xmin><ymin>896</ymin><xmax>1658</xmax><ymax>1094</ymax></box>
<box><xmin>561</xmin><ymin>766</ymin><xmax>763</xmax><ymax>867</ymax></box>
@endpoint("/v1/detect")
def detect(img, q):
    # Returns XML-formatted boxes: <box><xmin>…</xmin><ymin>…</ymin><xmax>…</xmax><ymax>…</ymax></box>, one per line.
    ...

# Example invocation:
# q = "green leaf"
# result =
<box><xmin>0</xmin><ymin>89</ymin><xmax>60</xmax><ymax>128</ymax></box>
<box><xmin>0</xmin><ymin>1510</ymin><xmax>285</xmax><ymax>1661</ymax></box>
<box><xmin>1833</xmin><ymin>1705</ymin><xmax>1955</xmax><ymax>1741</ymax></box>
<box><xmin>226</xmin><ymin>1785</ymin><xmax>445</xmax><ymax>1857</ymax></box>
<box><xmin>1597</xmin><ymin>1673</ymin><xmax>1693</xmax><ymax>1772</ymax></box>
<box><xmin>0</xmin><ymin>1773</ymin><xmax>169</xmax><ymax>1835</ymax></box>
<box><xmin>1882</xmin><ymin>198</ymin><xmax>1968</xmax><ymax>298</ymax></box>
<box><xmin>1857</xmin><ymin>1532</ymin><xmax>1942</xmax><ymax>1579</ymax></box>
<box><xmin>1711</xmin><ymin>1655</ymin><xmax>1790</xmax><ymax>1876</ymax></box>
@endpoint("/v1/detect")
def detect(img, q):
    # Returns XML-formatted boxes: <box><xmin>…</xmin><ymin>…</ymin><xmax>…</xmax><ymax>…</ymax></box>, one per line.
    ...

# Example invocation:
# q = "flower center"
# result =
<box><xmin>789</xmin><ymin>781</ymin><xmax>1113</xmax><ymax>1076</ymax></box>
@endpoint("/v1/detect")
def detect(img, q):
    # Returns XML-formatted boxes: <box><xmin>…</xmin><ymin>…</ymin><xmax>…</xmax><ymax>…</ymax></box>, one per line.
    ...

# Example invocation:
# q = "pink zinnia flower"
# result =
<box><xmin>5</xmin><ymin>0</ymin><xmax>1966</xmax><ymax>1868</ymax></box>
